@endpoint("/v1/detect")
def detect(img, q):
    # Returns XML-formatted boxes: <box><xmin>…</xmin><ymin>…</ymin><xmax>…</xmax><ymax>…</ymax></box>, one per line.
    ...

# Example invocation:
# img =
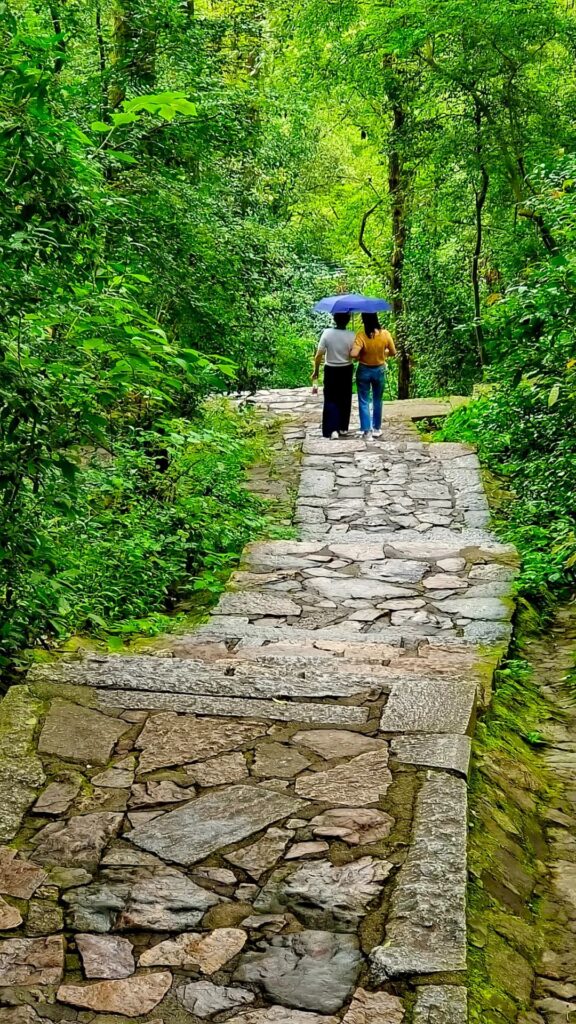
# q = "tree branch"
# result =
<box><xmin>358</xmin><ymin>200</ymin><xmax>384</xmax><ymax>266</ymax></box>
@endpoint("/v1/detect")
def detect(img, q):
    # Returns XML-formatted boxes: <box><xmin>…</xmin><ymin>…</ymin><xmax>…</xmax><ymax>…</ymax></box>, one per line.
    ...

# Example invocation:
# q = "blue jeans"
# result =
<box><xmin>357</xmin><ymin>364</ymin><xmax>385</xmax><ymax>431</ymax></box>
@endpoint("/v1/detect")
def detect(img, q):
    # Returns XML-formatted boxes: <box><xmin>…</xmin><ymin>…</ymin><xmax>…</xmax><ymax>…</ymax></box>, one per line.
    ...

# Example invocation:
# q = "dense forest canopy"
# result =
<box><xmin>2</xmin><ymin>0</ymin><xmax>576</xmax><ymax>668</ymax></box>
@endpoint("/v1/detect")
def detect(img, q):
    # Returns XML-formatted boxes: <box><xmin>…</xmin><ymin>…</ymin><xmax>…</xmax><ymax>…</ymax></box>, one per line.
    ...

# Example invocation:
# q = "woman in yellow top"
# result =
<box><xmin>351</xmin><ymin>313</ymin><xmax>397</xmax><ymax>438</ymax></box>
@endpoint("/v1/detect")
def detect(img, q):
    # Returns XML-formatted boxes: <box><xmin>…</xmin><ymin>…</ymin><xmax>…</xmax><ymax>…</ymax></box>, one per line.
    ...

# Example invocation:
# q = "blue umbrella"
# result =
<box><xmin>313</xmin><ymin>293</ymin><xmax>392</xmax><ymax>314</ymax></box>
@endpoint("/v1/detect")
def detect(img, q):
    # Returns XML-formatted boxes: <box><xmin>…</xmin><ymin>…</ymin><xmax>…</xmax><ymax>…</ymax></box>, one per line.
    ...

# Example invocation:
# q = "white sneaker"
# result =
<box><xmin>330</xmin><ymin>431</ymin><xmax>339</xmax><ymax>440</ymax></box>
<box><xmin>372</xmin><ymin>429</ymin><xmax>382</xmax><ymax>438</ymax></box>
<box><xmin>362</xmin><ymin>431</ymin><xmax>372</xmax><ymax>440</ymax></box>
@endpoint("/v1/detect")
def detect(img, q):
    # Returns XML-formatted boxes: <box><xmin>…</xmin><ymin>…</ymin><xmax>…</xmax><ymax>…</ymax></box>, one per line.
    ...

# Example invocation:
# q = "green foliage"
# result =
<box><xmin>1</xmin><ymin>399</ymin><xmax>277</xmax><ymax>667</ymax></box>
<box><xmin>5</xmin><ymin>0</ymin><xmax>576</xmax><ymax>666</ymax></box>
<box><xmin>439</xmin><ymin>392</ymin><xmax>576</xmax><ymax>608</ymax></box>
<box><xmin>0</xmin><ymin>0</ymin><xmax>330</xmax><ymax>671</ymax></box>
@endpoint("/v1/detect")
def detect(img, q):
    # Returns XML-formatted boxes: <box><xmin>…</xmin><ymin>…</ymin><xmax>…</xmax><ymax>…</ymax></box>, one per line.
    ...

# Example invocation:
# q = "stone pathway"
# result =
<box><xmin>0</xmin><ymin>388</ymin><xmax>518</xmax><ymax>1024</ymax></box>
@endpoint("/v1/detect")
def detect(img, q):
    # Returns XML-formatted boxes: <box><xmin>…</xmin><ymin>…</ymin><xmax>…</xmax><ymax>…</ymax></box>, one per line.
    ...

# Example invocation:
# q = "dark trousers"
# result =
<box><xmin>322</xmin><ymin>363</ymin><xmax>353</xmax><ymax>438</ymax></box>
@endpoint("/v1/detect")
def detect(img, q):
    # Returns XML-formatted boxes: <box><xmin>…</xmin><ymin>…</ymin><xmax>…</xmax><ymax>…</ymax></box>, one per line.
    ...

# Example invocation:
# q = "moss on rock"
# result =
<box><xmin>0</xmin><ymin>685</ymin><xmax>46</xmax><ymax>841</ymax></box>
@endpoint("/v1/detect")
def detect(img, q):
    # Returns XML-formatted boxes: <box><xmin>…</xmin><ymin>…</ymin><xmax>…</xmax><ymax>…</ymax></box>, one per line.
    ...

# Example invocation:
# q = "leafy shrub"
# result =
<box><xmin>0</xmin><ymin>399</ymin><xmax>277</xmax><ymax>670</ymax></box>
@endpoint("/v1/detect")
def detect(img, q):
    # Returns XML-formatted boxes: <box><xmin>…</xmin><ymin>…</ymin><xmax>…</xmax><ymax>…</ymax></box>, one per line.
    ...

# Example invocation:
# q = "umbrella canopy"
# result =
<box><xmin>313</xmin><ymin>293</ymin><xmax>392</xmax><ymax>314</ymax></box>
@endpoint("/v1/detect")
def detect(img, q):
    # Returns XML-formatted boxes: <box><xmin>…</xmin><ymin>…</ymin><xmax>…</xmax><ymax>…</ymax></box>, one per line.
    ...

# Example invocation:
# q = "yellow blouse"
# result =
<box><xmin>351</xmin><ymin>329</ymin><xmax>396</xmax><ymax>366</ymax></box>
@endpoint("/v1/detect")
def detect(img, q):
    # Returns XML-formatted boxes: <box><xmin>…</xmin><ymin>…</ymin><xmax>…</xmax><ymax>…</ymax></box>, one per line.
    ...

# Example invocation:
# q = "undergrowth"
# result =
<box><xmin>3</xmin><ymin>399</ymin><xmax>290</xmax><ymax>674</ymax></box>
<box><xmin>467</xmin><ymin>640</ymin><xmax>558</xmax><ymax>1022</ymax></box>
<box><xmin>438</xmin><ymin>392</ymin><xmax>576</xmax><ymax>616</ymax></box>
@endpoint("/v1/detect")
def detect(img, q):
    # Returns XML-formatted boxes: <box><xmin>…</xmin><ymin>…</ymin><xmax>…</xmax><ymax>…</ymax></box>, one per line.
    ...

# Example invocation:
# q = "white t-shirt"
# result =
<box><xmin>317</xmin><ymin>328</ymin><xmax>356</xmax><ymax>366</ymax></box>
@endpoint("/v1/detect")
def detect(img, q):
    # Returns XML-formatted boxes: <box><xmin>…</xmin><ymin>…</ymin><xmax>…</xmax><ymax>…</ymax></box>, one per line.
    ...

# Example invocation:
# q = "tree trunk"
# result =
<box><xmin>95</xmin><ymin>4</ymin><xmax>108</xmax><ymax>121</ymax></box>
<box><xmin>389</xmin><ymin>103</ymin><xmax>411</xmax><ymax>399</ymax></box>
<box><xmin>109</xmin><ymin>1</ymin><xmax>157</xmax><ymax>110</ymax></box>
<box><xmin>49</xmin><ymin>4</ymin><xmax>66</xmax><ymax>74</ymax></box>
<box><xmin>472</xmin><ymin>100</ymin><xmax>489</xmax><ymax>367</ymax></box>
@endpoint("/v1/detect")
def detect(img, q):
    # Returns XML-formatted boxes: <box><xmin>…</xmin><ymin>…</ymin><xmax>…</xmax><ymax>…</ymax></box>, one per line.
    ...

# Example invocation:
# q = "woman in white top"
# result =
<box><xmin>312</xmin><ymin>313</ymin><xmax>356</xmax><ymax>438</ymax></box>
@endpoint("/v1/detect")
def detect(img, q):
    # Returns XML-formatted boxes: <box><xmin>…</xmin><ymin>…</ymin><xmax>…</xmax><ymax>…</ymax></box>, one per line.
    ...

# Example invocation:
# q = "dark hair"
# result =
<box><xmin>362</xmin><ymin>313</ymin><xmax>381</xmax><ymax>339</ymax></box>
<box><xmin>333</xmin><ymin>312</ymin><xmax>351</xmax><ymax>329</ymax></box>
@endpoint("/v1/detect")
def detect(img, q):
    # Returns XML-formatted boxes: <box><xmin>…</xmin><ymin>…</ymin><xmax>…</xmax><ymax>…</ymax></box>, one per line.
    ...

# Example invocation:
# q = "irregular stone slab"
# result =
<box><xmin>285</xmin><ymin>841</ymin><xmax>329</xmax><ymax>859</ymax></box>
<box><xmin>432</xmin><ymin>597</ymin><xmax>511</xmax><ymax>620</ymax></box>
<box><xmin>240</xmin><ymin>915</ymin><xmax>289</xmax><ymax>933</ymax></box>
<box><xmin>304</xmin><ymin>439</ymin><xmax>359</xmax><ymax>455</ymax></box>
<box><xmin>469</xmin><ymin>563</ymin><xmax>516</xmax><ymax>581</ymax></box>
<box><xmin>57</xmin><ymin>972</ymin><xmax>172</xmax><ymax>1016</ymax></box>
<box><xmin>26</xmin><ymin>899</ymin><xmax>63</xmax><ymax>935</ymax></box>
<box><xmin>290</xmin><ymin>731</ymin><xmax>385</xmax><ymax>760</ymax></box>
<box><xmin>245</xmin><ymin>541</ymin><xmax>325</xmax><ymax>558</ymax></box>
<box><xmin>371</xmin><ymin>772</ymin><xmax>467</xmax><ymax>979</ymax></box>
<box><xmin>75</xmin><ymin>785</ymin><xmax>128</xmax><ymax>815</ymax></box>
<box><xmin>37</xmin><ymin>700</ymin><xmax>128</xmax><ymax>765</ymax></box>
<box><xmin>462</xmin><ymin>620</ymin><xmax>512</xmax><ymax>644</ymax></box>
<box><xmin>177</xmin><ymin>980</ymin><xmax>254</xmax><ymax>1018</ymax></box>
<box><xmin>128</xmin><ymin>810</ymin><xmax>162</xmax><ymax>827</ymax></box>
<box><xmin>192</xmin><ymin>866</ymin><xmax>237</xmax><ymax>886</ymax></box>
<box><xmin>342</xmin><ymin>988</ymin><xmax>404</xmax><ymax>1024</ymax></box>
<box><xmin>136</xmin><ymin>714</ymin><xmax>267</xmax><ymax>773</ymax></box>
<box><xmin>252</xmin><ymin>743</ymin><xmax>311</xmax><ymax>779</ymax></box>
<box><xmin>0</xmin><ymin>1008</ymin><xmax>45</xmax><ymax>1024</ymax></box>
<box><xmin>129</xmin><ymin>780</ymin><xmax>193</xmax><ymax>807</ymax></box>
<box><xmin>103</xmin><ymin>691</ymin><xmax>368</xmax><ymax>727</ymax></box>
<box><xmin>329</xmin><ymin>543</ymin><xmax>385</xmax><ymax>561</ymax></box>
<box><xmin>361</xmin><ymin>560</ymin><xmax>428</xmax><ymax>584</ymax></box>
<box><xmin>0</xmin><ymin>687</ymin><xmax>45</xmax><ymax>842</ymax></box>
<box><xmin>64</xmin><ymin>871</ymin><xmax>219</xmax><ymax>932</ymax></box>
<box><xmin>140</xmin><ymin>928</ymin><xmax>247</xmax><ymax>972</ymax></box>
<box><xmin>48</xmin><ymin>866</ymin><xmax>92</xmax><ymax>889</ymax></box>
<box><xmin>215</xmin><ymin>593</ymin><xmax>301</xmax><ymax>617</ymax></box>
<box><xmin>30</xmin><ymin>812</ymin><xmax>123</xmax><ymax>872</ymax></box>
<box><xmin>306</xmin><ymin>578</ymin><xmax>417</xmax><ymax>601</ymax></box>
<box><xmin>91</xmin><ymin>757</ymin><xmax>136</xmax><ymax>788</ymax></box>
<box><xmin>299</xmin><ymin>470</ymin><xmax>336</xmax><ymax>497</ymax></box>
<box><xmin>76</xmin><ymin>934</ymin><xmax>135</xmax><ymax>979</ymax></box>
<box><xmin>311</xmin><ymin>808</ymin><xmax>394</xmax><ymax>846</ymax></box>
<box><xmin>0</xmin><ymin>897</ymin><xmax>22</xmax><ymax>930</ymax></box>
<box><xmin>128</xmin><ymin>786</ymin><xmax>302</xmax><ymax>865</ymax></box>
<box><xmin>226</xmin><ymin>828</ymin><xmax>292</xmax><ymax>880</ymax></box>
<box><xmin>0</xmin><ymin>935</ymin><xmax>64</xmax><ymax>986</ymax></box>
<box><xmin>295</xmin><ymin>750</ymin><xmax>391</xmax><ymax>806</ymax></box>
<box><xmin>0</xmin><ymin>848</ymin><xmax>47</xmax><ymax>898</ymax></box>
<box><xmin>466</xmin><ymin>581</ymin><xmax>510</xmax><ymax>598</ymax></box>
<box><xmin>391</xmin><ymin>735</ymin><xmax>472</xmax><ymax>776</ymax></box>
<box><xmin>187</xmin><ymin>752</ymin><xmax>248</xmax><ymax>786</ymax></box>
<box><xmin>33</xmin><ymin>780</ymin><xmax>80</xmax><ymax>815</ymax></box>
<box><xmin>234</xmin><ymin>930</ymin><xmax>362</xmax><ymax>1013</ymax></box>
<box><xmin>380</xmin><ymin>681</ymin><xmax>477</xmax><ymax>735</ymax></box>
<box><xmin>255</xmin><ymin>857</ymin><xmax>391</xmax><ymax>931</ymax></box>
<box><xmin>437</xmin><ymin>558</ymin><xmax>466</xmax><ymax>572</ymax></box>
<box><xmin>237</xmin><ymin>883</ymin><xmax>260</xmax><ymax>901</ymax></box>
<box><xmin>100</xmin><ymin>846</ymin><xmax>162</xmax><ymax>869</ymax></box>
<box><xmin>413</xmin><ymin>986</ymin><xmax>467</xmax><ymax>1023</ymax></box>
<box><xmin>422</xmin><ymin>574</ymin><xmax>467</xmax><ymax>590</ymax></box>
<box><xmin>227</xmin><ymin>1009</ymin><xmax>339</xmax><ymax>1024</ymax></box>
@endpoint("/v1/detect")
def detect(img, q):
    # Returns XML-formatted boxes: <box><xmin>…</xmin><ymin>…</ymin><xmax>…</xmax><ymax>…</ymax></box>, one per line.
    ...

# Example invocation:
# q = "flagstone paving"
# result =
<box><xmin>0</xmin><ymin>388</ymin><xmax>517</xmax><ymax>1023</ymax></box>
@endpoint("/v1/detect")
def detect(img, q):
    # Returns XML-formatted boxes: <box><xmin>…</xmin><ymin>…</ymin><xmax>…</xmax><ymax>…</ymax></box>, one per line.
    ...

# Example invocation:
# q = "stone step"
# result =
<box><xmin>391</xmin><ymin>734</ymin><xmax>472</xmax><ymax>776</ymax></box>
<box><xmin>370</xmin><ymin>770</ymin><xmax>467</xmax><ymax>980</ymax></box>
<box><xmin>206</xmin><ymin>619</ymin><xmax>511</xmax><ymax>651</ymax></box>
<box><xmin>29</xmin><ymin>655</ymin><xmax>474</xmax><ymax>699</ymax></box>
<box><xmin>380</xmin><ymin>679</ymin><xmax>477</xmax><ymax>735</ymax></box>
<box><xmin>243</xmin><ymin>534</ymin><xmax>517</xmax><ymax>563</ymax></box>
<box><xmin>95</xmin><ymin>689</ymin><xmax>370</xmax><ymax>725</ymax></box>
<box><xmin>191</xmin><ymin>620</ymin><xmax>511</xmax><ymax>647</ymax></box>
<box><xmin>29</xmin><ymin>656</ymin><xmax>384</xmax><ymax>699</ymax></box>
